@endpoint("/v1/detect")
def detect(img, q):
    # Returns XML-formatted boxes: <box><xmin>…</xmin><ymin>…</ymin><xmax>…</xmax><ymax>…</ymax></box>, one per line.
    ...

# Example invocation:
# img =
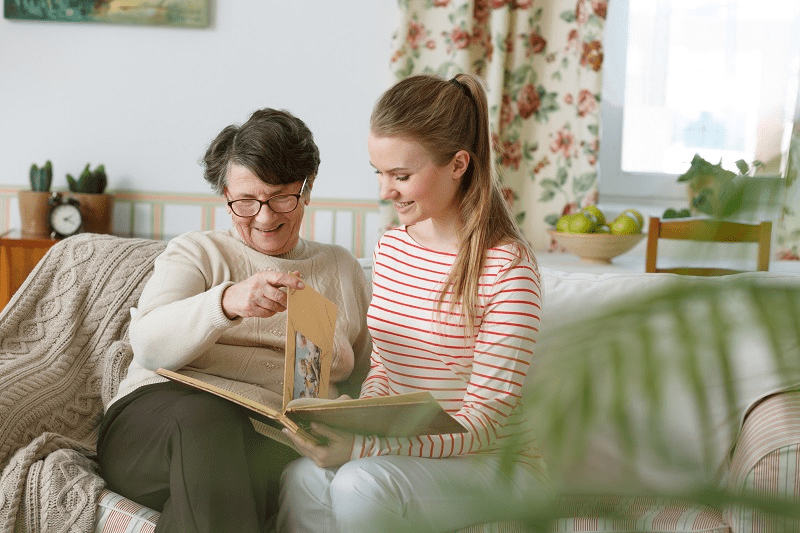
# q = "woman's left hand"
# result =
<box><xmin>284</xmin><ymin>423</ymin><xmax>355</xmax><ymax>468</ymax></box>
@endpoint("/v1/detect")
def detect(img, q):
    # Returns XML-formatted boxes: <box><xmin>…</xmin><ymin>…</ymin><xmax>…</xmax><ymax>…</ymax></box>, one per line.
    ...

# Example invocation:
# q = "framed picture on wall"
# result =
<box><xmin>4</xmin><ymin>0</ymin><xmax>209</xmax><ymax>28</ymax></box>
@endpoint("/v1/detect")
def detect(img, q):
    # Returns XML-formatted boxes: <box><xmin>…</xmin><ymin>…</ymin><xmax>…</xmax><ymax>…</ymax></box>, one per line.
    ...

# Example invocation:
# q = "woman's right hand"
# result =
<box><xmin>221</xmin><ymin>270</ymin><xmax>305</xmax><ymax>319</ymax></box>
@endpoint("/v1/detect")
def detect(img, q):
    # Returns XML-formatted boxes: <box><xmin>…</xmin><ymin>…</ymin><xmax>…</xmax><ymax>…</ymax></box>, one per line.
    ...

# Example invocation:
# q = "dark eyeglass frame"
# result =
<box><xmin>226</xmin><ymin>178</ymin><xmax>308</xmax><ymax>217</ymax></box>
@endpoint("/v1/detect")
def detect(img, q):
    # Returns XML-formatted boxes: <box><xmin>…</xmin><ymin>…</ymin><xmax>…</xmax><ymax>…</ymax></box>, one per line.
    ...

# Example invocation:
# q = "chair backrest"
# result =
<box><xmin>644</xmin><ymin>217</ymin><xmax>772</xmax><ymax>275</ymax></box>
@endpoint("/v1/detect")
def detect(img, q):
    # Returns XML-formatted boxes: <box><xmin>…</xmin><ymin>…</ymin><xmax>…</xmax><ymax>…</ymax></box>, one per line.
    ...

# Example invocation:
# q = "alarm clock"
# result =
<box><xmin>48</xmin><ymin>193</ymin><xmax>83</xmax><ymax>239</ymax></box>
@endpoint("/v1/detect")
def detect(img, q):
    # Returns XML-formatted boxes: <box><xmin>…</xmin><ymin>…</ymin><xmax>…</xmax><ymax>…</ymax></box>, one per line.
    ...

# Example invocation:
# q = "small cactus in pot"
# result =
<box><xmin>66</xmin><ymin>163</ymin><xmax>113</xmax><ymax>234</ymax></box>
<box><xmin>67</xmin><ymin>164</ymin><xmax>107</xmax><ymax>194</ymax></box>
<box><xmin>29</xmin><ymin>161</ymin><xmax>53</xmax><ymax>192</ymax></box>
<box><xmin>19</xmin><ymin>160</ymin><xmax>54</xmax><ymax>236</ymax></box>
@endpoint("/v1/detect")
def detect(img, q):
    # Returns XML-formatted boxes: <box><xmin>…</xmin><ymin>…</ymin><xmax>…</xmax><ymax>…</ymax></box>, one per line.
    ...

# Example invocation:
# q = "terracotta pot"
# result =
<box><xmin>17</xmin><ymin>190</ymin><xmax>52</xmax><ymax>237</ymax></box>
<box><xmin>71</xmin><ymin>192</ymin><xmax>114</xmax><ymax>234</ymax></box>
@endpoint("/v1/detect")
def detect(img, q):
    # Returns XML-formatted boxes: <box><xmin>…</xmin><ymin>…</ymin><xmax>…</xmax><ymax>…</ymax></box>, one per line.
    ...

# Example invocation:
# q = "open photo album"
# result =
<box><xmin>157</xmin><ymin>282</ymin><xmax>465</xmax><ymax>447</ymax></box>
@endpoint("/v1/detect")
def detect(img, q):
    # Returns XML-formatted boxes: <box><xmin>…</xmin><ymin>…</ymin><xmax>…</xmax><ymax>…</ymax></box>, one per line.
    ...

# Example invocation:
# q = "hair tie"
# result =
<box><xmin>449</xmin><ymin>76</ymin><xmax>479</xmax><ymax>152</ymax></box>
<box><xmin>449</xmin><ymin>77</ymin><xmax>471</xmax><ymax>98</ymax></box>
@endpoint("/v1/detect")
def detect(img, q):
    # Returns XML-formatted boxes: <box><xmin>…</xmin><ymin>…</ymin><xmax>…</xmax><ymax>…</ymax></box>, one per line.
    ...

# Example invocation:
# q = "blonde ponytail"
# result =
<box><xmin>371</xmin><ymin>74</ymin><xmax>533</xmax><ymax>333</ymax></box>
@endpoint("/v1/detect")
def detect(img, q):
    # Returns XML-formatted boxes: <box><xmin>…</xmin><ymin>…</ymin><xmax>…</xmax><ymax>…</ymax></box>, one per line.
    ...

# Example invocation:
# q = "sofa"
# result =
<box><xmin>1</xmin><ymin>233</ymin><xmax>799</xmax><ymax>533</ymax></box>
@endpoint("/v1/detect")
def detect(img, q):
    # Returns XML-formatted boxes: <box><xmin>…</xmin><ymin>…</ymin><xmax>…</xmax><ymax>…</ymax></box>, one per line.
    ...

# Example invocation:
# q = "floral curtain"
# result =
<box><xmin>384</xmin><ymin>0</ymin><xmax>608</xmax><ymax>251</ymax></box>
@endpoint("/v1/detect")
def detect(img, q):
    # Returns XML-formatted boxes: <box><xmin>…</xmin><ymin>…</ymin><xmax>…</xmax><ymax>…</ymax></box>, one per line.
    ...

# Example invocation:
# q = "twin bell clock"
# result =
<box><xmin>47</xmin><ymin>193</ymin><xmax>83</xmax><ymax>239</ymax></box>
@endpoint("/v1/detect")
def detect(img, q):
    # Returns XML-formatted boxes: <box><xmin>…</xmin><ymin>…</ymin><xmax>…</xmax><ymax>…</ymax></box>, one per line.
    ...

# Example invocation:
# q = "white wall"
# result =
<box><xmin>0</xmin><ymin>1</ymin><xmax>397</xmax><ymax>200</ymax></box>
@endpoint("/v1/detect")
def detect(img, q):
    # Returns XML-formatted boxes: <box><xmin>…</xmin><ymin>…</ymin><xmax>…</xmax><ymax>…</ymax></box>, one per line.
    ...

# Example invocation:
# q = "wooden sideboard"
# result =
<box><xmin>0</xmin><ymin>230</ymin><xmax>58</xmax><ymax>310</ymax></box>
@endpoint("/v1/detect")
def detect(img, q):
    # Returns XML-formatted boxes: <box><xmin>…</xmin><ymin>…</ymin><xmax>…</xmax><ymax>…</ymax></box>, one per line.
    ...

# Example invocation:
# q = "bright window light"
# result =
<box><xmin>621</xmin><ymin>0</ymin><xmax>800</xmax><ymax>175</ymax></box>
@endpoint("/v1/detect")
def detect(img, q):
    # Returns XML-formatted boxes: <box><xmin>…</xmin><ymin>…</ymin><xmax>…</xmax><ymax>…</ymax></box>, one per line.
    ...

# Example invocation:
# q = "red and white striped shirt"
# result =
<box><xmin>355</xmin><ymin>227</ymin><xmax>546</xmax><ymax>476</ymax></box>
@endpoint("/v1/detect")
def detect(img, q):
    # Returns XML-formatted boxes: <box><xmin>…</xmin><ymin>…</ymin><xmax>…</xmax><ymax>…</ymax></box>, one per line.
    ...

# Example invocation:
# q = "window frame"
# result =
<box><xmin>598</xmin><ymin>0</ymin><xmax>795</xmax><ymax>215</ymax></box>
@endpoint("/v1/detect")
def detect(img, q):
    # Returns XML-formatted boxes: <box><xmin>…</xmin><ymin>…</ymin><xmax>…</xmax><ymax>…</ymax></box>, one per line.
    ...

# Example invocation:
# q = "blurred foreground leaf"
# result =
<box><xmin>508</xmin><ymin>277</ymin><xmax>800</xmax><ymax>527</ymax></box>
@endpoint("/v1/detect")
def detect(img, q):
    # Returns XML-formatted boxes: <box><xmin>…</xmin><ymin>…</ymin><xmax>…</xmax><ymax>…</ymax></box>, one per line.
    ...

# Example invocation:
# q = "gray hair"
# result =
<box><xmin>202</xmin><ymin>108</ymin><xmax>320</xmax><ymax>195</ymax></box>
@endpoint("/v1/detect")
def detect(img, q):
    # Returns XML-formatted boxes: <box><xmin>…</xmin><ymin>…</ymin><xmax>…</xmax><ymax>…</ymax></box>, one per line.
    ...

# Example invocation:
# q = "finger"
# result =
<box><xmin>258</xmin><ymin>285</ymin><xmax>290</xmax><ymax>309</ymax></box>
<box><xmin>255</xmin><ymin>292</ymin><xmax>287</xmax><ymax>313</ymax></box>
<box><xmin>257</xmin><ymin>270</ymin><xmax>305</xmax><ymax>290</ymax></box>
<box><xmin>283</xmin><ymin>429</ymin><xmax>318</xmax><ymax>456</ymax></box>
<box><xmin>284</xmin><ymin>431</ymin><xmax>334</xmax><ymax>468</ymax></box>
<box><xmin>310</xmin><ymin>422</ymin><xmax>349</xmax><ymax>442</ymax></box>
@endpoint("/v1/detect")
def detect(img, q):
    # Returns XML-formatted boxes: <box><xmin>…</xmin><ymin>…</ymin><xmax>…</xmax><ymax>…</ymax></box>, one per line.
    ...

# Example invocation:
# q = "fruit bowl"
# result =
<box><xmin>549</xmin><ymin>230</ymin><xmax>646</xmax><ymax>264</ymax></box>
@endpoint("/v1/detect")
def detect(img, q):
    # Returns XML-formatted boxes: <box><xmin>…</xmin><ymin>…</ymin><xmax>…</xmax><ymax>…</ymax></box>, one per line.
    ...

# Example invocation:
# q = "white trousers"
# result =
<box><xmin>277</xmin><ymin>454</ymin><xmax>545</xmax><ymax>533</ymax></box>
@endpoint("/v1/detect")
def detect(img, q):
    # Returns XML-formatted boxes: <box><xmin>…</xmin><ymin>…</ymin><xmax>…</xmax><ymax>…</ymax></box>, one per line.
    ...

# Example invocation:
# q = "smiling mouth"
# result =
<box><xmin>257</xmin><ymin>224</ymin><xmax>283</xmax><ymax>234</ymax></box>
<box><xmin>395</xmin><ymin>201</ymin><xmax>414</xmax><ymax>209</ymax></box>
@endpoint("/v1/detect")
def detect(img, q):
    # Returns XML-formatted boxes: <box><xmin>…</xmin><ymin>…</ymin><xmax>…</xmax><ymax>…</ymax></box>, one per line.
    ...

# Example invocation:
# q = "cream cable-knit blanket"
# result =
<box><xmin>0</xmin><ymin>234</ymin><xmax>166</xmax><ymax>533</ymax></box>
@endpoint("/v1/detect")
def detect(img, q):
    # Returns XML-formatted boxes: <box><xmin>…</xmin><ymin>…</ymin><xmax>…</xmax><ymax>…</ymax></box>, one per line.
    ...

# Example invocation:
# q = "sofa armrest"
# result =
<box><xmin>724</xmin><ymin>390</ymin><xmax>800</xmax><ymax>533</ymax></box>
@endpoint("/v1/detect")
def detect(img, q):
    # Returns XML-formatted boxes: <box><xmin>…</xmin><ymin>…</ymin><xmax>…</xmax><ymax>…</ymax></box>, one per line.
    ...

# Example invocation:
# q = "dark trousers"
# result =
<box><xmin>97</xmin><ymin>381</ymin><xmax>299</xmax><ymax>533</ymax></box>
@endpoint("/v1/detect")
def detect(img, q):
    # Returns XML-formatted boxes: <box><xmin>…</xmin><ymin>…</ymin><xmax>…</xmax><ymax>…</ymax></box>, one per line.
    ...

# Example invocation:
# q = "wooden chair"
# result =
<box><xmin>645</xmin><ymin>217</ymin><xmax>772</xmax><ymax>275</ymax></box>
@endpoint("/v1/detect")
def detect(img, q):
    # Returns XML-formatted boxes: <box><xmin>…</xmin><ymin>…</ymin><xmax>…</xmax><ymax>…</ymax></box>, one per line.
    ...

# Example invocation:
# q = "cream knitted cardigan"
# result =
<box><xmin>113</xmin><ymin>229</ymin><xmax>372</xmax><ymax>412</ymax></box>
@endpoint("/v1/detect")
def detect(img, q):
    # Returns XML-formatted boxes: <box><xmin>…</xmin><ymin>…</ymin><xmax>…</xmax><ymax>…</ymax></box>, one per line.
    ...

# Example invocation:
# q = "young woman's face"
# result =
<box><xmin>224</xmin><ymin>163</ymin><xmax>308</xmax><ymax>256</ymax></box>
<box><xmin>368</xmin><ymin>134</ymin><xmax>464</xmax><ymax>227</ymax></box>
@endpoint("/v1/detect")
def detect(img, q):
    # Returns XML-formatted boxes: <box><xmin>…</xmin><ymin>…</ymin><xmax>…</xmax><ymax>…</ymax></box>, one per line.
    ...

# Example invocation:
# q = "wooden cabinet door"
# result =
<box><xmin>0</xmin><ymin>232</ymin><xmax>56</xmax><ymax>309</ymax></box>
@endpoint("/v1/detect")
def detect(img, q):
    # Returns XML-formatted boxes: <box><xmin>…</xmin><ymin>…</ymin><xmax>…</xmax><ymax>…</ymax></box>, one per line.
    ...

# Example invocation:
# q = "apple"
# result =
<box><xmin>621</xmin><ymin>209</ymin><xmax>644</xmax><ymax>231</ymax></box>
<box><xmin>568</xmin><ymin>213</ymin><xmax>596</xmax><ymax>233</ymax></box>
<box><xmin>556</xmin><ymin>214</ymin><xmax>573</xmax><ymax>232</ymax></box>
<box><xmin>594</xmin><ymin>224</ymin><xmax>611</xmax><ymax>234</ymax></box>
<box><xmin>582</xmin><ymin>205</ymin><xmax>605</xmax><ymax>226</ymax></box>
<box><xmin>610</xmin><ymin>214</ymin><xmax>640</xmax><ymax>235</ymax></box>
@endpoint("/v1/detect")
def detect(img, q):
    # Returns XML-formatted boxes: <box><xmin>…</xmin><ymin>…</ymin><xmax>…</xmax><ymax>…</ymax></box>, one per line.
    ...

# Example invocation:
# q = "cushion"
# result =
<box><xmin>533</xmin><ymin>269</ymin><xmax>800</xmax><ymax>493</ymax></box>
<box><xmin>724</xmin><ymin>392</ymin><xmax>800</xmax><ymax>533</ymax></box>
<box><xmin>539</xmin><ymin>268</ymin><xmax>800</xmax><ymax>331</ymax></box>
<box><xmin>550</xmin><ymin>496</ymin><xmax>730</xmax><ymax>533</ymax></box>
<box><xmin>95</xmin><ymin>490</ymin><xmax>158</xmax><ymax>533</ymax></box>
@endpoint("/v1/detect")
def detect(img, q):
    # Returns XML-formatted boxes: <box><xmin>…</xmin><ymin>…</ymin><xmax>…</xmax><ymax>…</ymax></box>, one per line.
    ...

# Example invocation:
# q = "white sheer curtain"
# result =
<box><xmin>621</xmin><ymin>0</ymin><xmax>800</xmax><ymax>176</ymax></box>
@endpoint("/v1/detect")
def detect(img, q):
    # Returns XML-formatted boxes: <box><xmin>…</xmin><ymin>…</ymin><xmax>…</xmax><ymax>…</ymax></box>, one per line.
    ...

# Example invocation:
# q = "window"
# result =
<box><xmin>599</xmin><ymin>0</ymin><xmax>800</xmax><ymax>209</ymax></box>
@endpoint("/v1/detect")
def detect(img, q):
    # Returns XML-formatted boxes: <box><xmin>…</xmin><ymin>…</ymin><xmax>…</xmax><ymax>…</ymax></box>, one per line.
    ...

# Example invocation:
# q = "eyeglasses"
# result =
<box><xmin>226</xmin><ymin>178</ymin><xmax>308</xmax><ymax>217</ymax></box>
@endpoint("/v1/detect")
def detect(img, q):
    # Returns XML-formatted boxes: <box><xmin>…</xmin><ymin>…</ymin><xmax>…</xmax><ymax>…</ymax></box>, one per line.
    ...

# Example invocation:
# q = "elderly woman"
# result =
<box><xmin>96</xmin><ymin>109</ymin><xmax>372</xmax><ymax>533</ymax></box>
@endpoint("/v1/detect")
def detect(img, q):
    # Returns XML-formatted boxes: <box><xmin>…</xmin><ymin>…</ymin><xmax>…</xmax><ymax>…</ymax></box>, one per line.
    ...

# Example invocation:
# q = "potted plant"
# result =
<box><xmin>66</xmin><ymin>163</ymin><xmax>113</xmax><ymax>234</ymax></box>
<box><xmin>18</xmin><ymin>161</ymin><xmax>54</xmax><ymax>236</ymax></box>
<box><xmin>677</xmin><ymin>154</ymin><xmax>764</xmax><ymax>217</ymax></box>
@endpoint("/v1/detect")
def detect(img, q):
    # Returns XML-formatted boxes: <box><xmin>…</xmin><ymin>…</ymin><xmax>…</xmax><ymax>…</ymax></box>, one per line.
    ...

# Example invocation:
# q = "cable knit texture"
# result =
<box><xmin>0</xmin><ymin>234</ymin><xmax>167</xmax><ymax>533</ymax></box>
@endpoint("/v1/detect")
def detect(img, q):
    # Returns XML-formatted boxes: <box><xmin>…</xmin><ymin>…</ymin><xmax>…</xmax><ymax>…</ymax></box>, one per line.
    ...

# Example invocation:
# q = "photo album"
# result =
<box><xmin>157</xmin><ymin>281</ymin><xmax>465</xmax><ymax>447</ymax></box>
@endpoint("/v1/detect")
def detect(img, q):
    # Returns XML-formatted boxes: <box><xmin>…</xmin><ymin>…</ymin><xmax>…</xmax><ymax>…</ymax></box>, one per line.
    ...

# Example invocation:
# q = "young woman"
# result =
<box><xmin>278</xmin><ymin>74</ymin><xmax>547</xmax><ymax>533</ymax></box>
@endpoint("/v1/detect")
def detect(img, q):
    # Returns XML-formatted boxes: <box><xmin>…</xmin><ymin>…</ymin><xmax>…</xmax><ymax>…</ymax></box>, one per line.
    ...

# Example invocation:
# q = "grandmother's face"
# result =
<box><xmin>224</xmin><ymin>163</ymin><xmax>308</xmax><ymax>256</ymax></box>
